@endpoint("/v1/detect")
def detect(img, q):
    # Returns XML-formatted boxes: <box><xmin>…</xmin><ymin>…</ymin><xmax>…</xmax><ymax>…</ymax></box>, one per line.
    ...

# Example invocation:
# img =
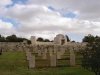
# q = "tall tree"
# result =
<box><xmin>65</xmin><ymin>35</ymin><xmax>70</xmax><ymax>42</ymax></box>
<box><xmin>81</xmin><ymin>35</ymin><xmax>100</xmax><ymax>75</ymax></box>
<box><xmin>0</xmin><ymin>35</ymin><xmax>6</xmax><ymax>42</ymax></box>
<box><xmin>82</xmin><ymin>34</ymin><xmax>95</xmax><ymax>43</ymax></box>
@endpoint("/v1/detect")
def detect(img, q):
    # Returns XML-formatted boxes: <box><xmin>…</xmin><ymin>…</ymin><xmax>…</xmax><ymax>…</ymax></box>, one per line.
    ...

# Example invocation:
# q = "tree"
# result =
<box><xmin>6</xmin><ymin>34</ymin><xmax>19</xmax><ymax>42</ymax></box>
<box><xmin>44</xmin><ymin>39</ymin><xmax>50</xmax><ymax>42</ymax></box>
<box><xmin>0</xmin><ymin>35</ymin><xmax>6</xmax><ymax>42</ymax></box>
<box><xmin>0</xmin><ymin>34</ymin><xmax>31</xmax><ymax>42</ymax></box>
<box><xmin>37</xmin><ymin>37</ymin><xmax>44</xmax><ymax>42</ymax></box>
<box><xmin>81</xmin><ymin>35</ymin><xmax>100</xmax><ymax>75</ymax></box>
<box><xmin>65</xmin><ymin>35</ymin><xmax>70</xmax><ymax>42</ymax></box>
<box><xmin>82</xmin><ymin>34</ymin><xmax>95</xmax><ymax>43</ymax></box>
<box><xmin>72</xmin><ymin>40</ymin><xmax>75</xmax><ymax>42</ymax></box>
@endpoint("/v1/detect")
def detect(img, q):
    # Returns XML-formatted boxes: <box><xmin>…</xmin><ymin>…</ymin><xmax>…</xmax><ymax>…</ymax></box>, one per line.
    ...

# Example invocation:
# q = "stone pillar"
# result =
<box><xmin>31</xmin><ymin>36</ymin><xmax>36</xmax><ymax>45</ymax></box>
<box><xmin>28</xmin><ymin>54</ymin><xmax>35</xmax><ymax>69</ymax></box>
<box><xmin>70</xmin><ymin>49</ymin><xmax>75</xmax><ymax>66</ymax></box>
<box><xmin>50</xmin><ymin>54</ymin><xmax>56</xmax><ymax>67</ymax></box>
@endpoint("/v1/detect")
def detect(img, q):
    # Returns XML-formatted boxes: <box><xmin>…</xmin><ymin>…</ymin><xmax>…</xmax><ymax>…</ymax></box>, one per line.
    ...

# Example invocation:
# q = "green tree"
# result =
<box><xmin>44</xmin><ymin>39</ymin><xmax>50</xmax><ymax>42</ymax></box>
<box><xmin>37</xmin><ymin>37</ymin><xmax>44</xmax><ymax>42</ymax></box>
<box><xmin>81</xmin><ymin>35</ymin><xmax>100</xmax><ymax>75</ymax></box>
<box><xmin>6</xmin><ymin>34</ymin><xmax>17</xmax><ymax>42</ymax></box>
<box><xmin>82</xmin><ymin>34</ymin><xmax>95</xmax><ymax>43</ymax></box>
<box><xmin>0</xmin><ymin>35</ymin><xmax>6</xmax><ymax>42</ymax></box>
<box><xmin>65</xmin><ymin>35</ymin><xmax>70</xmax><ymax>42</ymax></box>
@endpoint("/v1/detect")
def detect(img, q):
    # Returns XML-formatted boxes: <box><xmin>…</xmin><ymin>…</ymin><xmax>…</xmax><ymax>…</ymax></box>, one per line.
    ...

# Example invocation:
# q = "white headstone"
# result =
<box><xmin>29</xmin><ymin>54</ymin><xmax>35</xmax><ymax>68</ymax></box>
<box><xmin>50</xmin><ymin>54</ymin><xmax>56</xmax><ymax>67</ymax></box>
<box><xmin>70</xmin><ymin>49</ymin><xmax>75</xmax><ymax>66</ymax></box>
<box><xmin>31</xmin><ymin>36</ymin><xmax>36</xmax><ymax>45</ymax></box>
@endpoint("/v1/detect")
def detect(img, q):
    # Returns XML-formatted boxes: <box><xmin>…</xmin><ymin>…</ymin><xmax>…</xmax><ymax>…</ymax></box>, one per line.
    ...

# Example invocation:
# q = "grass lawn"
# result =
<box><xmin>0</xmin><ymin>52</ymin><xmax>95</xmax><ymax>75</ymax></box>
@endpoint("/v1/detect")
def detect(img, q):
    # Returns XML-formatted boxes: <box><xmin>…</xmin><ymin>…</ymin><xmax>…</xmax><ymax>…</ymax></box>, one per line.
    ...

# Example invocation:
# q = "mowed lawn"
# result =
<box><xmin>0</xmin><ymin>52</ymin><xmax>94</xmax><ymax>75</ymax></box>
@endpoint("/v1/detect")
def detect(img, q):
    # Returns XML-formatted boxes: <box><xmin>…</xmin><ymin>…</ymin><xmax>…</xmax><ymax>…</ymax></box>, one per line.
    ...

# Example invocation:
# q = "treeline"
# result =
<box><xmin>0</xmin><ymin>34</ymin><xmax>30</xmax><ymax>42</ymax></box>
<box><xmin>82</xmin><ymin>34</ymin><xmax>100</xmax><ymax>42</ymax></box>
<box><xmin>0</xmin><ymin>34</ymin><xmax>71</xmax><ymax>42</ymax></box>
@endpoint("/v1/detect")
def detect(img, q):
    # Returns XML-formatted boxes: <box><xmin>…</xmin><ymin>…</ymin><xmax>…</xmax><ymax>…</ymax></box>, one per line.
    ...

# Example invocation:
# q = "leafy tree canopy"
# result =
<box><xmin>81</xmin><ymin>34</ymin><xmax>100</xmax><ymax>75</ymax></box>
<box><xmin>0</xmin><ymin>34</ymin><xmax>30</xmax><ymax>43</ymax></box>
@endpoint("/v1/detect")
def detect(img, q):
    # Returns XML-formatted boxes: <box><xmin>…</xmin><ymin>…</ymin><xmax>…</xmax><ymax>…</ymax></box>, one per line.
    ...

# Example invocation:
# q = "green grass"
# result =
<box><xmin>0</xmin><ymin>52</ymin><xmax>95</xmax><ymax>75</ymax></box>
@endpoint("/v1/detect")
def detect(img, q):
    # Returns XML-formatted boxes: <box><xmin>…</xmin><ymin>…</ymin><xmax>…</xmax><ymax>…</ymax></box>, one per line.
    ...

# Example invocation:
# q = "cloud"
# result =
<box><xmin>0</xmin><ymin>19</ymin><xmax>16</xmax><ymax>35</ymax></box>
<box><xmin>0</xmin><ymin>20</ymin><xmax>12</xmax><ymax>29</ymax></box>
<box><xmin>0</xmin><ymin>0</ymin><xmax>100</xmax><ymax>41</ymax></box>
<box><xmin>27</xmin><ymin>0</ymin><xmax>100</xmax><ymax>20</ymax></box>
<box><xmin>2</xmin><ymin>4</ymin><xmax>100</xmax><ymax>38</ymax></box>
<box><xmin>0</xmin><ymin>0</ymin><xmax>12</xmax><ymax>6</ymax></box>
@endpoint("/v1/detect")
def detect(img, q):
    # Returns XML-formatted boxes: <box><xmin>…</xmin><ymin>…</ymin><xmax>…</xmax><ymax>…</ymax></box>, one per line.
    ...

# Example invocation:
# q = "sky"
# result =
<box><xmin>0</xmin><ymin>0</ymin><xmax>100</xmax><ymax>42</ymax></box>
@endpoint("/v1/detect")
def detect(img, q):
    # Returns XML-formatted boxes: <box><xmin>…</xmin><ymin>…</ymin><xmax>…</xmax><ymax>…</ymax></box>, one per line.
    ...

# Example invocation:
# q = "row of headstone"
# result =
<box><xmin>26</xmin><ymin>47</ymin><xmax>57</xmax><ymax>68</ymax></box>
<box><xmin>30</xmin><ymin>45</ymin><xmax>66</xmax><ymax>59</ymax></box>
<box><xmin>25</xmin><ymin>49</ymin><xmax>75</xmax><ymax>68</ymax></box>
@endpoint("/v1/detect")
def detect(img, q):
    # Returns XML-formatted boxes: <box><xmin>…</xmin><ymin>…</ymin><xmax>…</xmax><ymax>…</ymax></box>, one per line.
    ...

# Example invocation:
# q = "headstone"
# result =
<box><xmin>28</xmin><ymin>54</ymin><xmax>35</xmax><ymax>68</ymax></box>
<box><xmin>50</xmin><ymin>54</ymin><xmax>56</xmax><ymax>67</ymax></box>
<box><xmin>70</xmin><ymin>49</ymin><xmax>75</xmax><ymax>66</ymax></box>
<box><xmin>31</xmin><ymin>36</ymin><xmax>36</xmax><ymax>45</ymax></box>
<box><xmin>49</xmin><ymin>45</ymin><xmax>54</xmax><ymax>56</ymax></box>
<box><xmin>57</xmin><ymin>51</ymin><xmax>62</xmax><ymax>59</ymax></box>
<box><xmin>42</xmin><ymin>49</ymin><xmax>47</xmax><ymax>59</ymax></box>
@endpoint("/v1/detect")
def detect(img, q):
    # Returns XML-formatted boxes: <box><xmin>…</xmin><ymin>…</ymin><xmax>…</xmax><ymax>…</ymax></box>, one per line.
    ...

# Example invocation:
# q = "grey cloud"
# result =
<box><xmin>0</xmin><ymin>0</ymin><xmax>100</xmax><ymax>40</ymax></box>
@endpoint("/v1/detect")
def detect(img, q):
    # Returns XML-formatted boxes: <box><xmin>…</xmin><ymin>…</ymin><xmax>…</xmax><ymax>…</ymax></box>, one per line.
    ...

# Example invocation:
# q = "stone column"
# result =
<box><xmin>31</xmin><ymin>36</ymin><xmax>36</xmax><ymax>45</ymax></box>
<box><xmin>29</xmin><ymin>54</ymin><xmax>35</xmax><ymax>69</ymax></box>
<box><xmin>70</xmin><ymin>49</ymin><xmax>75</xmax><ymax>66</ymax></box>
<box><xmin>50</xmin><ymin>54</ymin><xmax>57</xmax><ymax>67</ymax></box>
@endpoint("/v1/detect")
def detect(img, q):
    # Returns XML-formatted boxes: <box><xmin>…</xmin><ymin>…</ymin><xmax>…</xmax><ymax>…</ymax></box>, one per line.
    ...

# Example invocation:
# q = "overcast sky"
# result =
<box><xmin>0</xmin><ymin>0</ymin><xmax>100</xmax><ymax>42</ymax></box>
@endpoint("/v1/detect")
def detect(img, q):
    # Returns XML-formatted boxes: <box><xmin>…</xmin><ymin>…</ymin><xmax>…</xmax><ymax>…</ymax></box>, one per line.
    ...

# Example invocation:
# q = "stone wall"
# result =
<box><xmin>0</xmin><ymin>41</ymin><xmax>86</xmax><ymax>52</ymax></box>
<box><xmin>0</xmin><ymin>42</ymin><xmax>24</xmax><ymax>51</ymax></box>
